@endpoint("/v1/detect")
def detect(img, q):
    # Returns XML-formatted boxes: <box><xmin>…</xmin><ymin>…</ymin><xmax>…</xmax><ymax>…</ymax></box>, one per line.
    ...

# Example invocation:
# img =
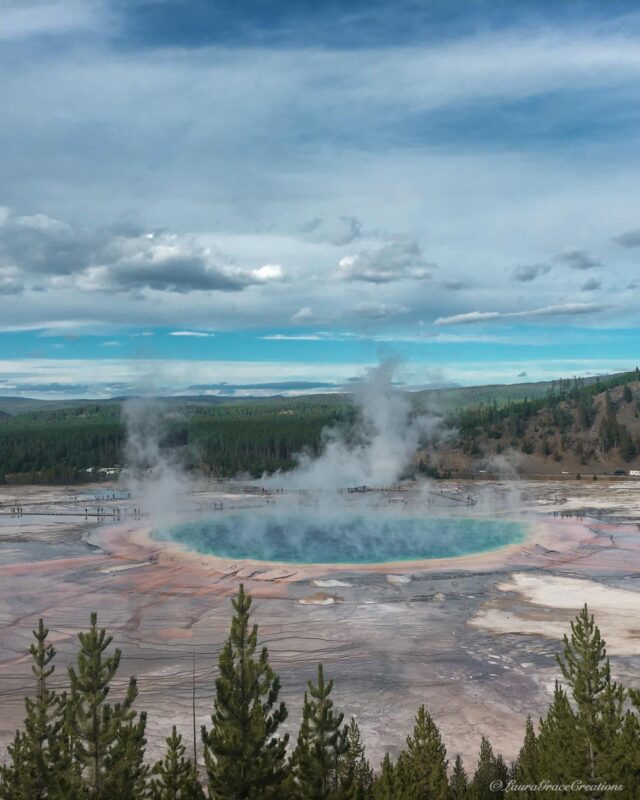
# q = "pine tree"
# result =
<box><xmin>470</xmin><ymin>736</ymin><xmax>507</xmax><ymax>800</ymax></box>
<box><xmin>67</xmin><ymin>612</ymin><xmax>146</xmax><ymax>798</ymax></box>
<box><xmin>449</xmin><ymin>754</ymin><xmax>469</xmax><ymax>800</ymax></box>
<box><xmin>201</xmin><ymin>584</ymin><xmax>289</xmax><ymax>800</ymax></box>
<box><xmin>511</xmin><ymin>717</ymin><xmax>538</xmax><ymax>799</ymax></box>
<box><xmin>47</xmin><ymin>690</ymin><xmax>86</xmax><ymax>800</ymax></box>
<box><xmin>394</xmin><ymin>751</ymin><xmax>412</xmax><ymax>798</ymax></box>
<box><xmin>25</xmin><ymin>618</ymin><xmax>64</xmax><ymax>798</ymax></box>
<box><xmin>0</xmin><ymin>620</ymin><xmax>67</xmax><ymax>800</ymax></box>
<box><xmin>401</xmin><ymin>705</ymin><xmax>449</xmax><ymax>800</ymax></box>
<box><xmin>338</xmin><ymin>718</ymin><xmax>373</xmax><ymax>799</ymax></box>
<box><xmin>150</xmin><ymin>726</ymin><xmax>205</xmax><ymax>800</ymax></box>
<box><xmin>101</xmin><ymin>714</ymin><xmax>149</xmax><ymax>798</ymax></box>
<box><xmin>537</xmin><ymin>682</ymin><xmax>582</xmax><ymax>796</ymax></box>
<box><xmin>0</xmin><ymin>731</ymin><xmax>34</xmax><ymax>800</ymax></box>
<box><xmin>372</xmin><ymin>754</ymin><xmax>396</xmax><ymax>800</ymax></box>
<box><xmin>610</xmin><ymin>711</ymin><xmax>640</xmax><ymax>800</ymax></box>
<box><xmin>292</xmin><ymin>663</ymin><xmax>348</xmax><ymax>800</ymax></box>
<box><xmin>556</xmin><ymin>604</ymin><xmax>625</xmax><ymax>785</ymax></box>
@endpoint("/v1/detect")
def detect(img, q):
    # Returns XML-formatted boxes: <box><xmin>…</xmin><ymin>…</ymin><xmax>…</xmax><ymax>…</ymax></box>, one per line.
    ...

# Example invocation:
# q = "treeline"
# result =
<box><xmin>0</xmin><ymin>406</ymin><xmax>124</xmax><ymax>484</ymax></box>
<box><xmin>2</xmin><ymin>588</ymin><xmax>639</xmax><ymax>798</ymax></box>
<box><xmin>0</xmin><ymin>401</ymin><xmax>351</xmax><ymax>484</ymax></box>
<box><xmin>2</xmin><ymin>370</ymin><xmax>640</xmax><ymax>483</ymax></box>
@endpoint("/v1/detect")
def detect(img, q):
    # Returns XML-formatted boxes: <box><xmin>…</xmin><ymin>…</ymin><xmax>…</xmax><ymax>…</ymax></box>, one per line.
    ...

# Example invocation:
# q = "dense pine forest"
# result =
<box><xmin>1</xmin><ymin>370</ymin><xmax>640</xmax><ymax>484</ymax></box>
<box><xmin>0</xmin><ymin>399</ymin><xmax>352</xmax><ymax>484</ymax></box>
<box><xmin>1</xmin><ymin>586</ymin><xmax>637</xmax><ymax>798</ymax></box>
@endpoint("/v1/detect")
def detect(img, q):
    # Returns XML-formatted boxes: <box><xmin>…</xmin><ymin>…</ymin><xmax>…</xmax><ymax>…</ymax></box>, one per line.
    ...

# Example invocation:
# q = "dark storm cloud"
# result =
<box><xmin>554</xmin><ymin>248</ymin><xmax>601</xmax><ymax>270</ymax></box>
<box><xmin>0</xmin><ymin>214</ymin><xmax>97</xmax><ymax>275</ymax></box>
<box><xmin>115</xmin><ymin>0</ymin><xmax>632</xmax><ymax>50</ymax></box>
<box><xmin>0</xmin><ymin>208</ymin><xmax>276</xmax><ymax>295</ymax></box>
<box><xmin>106</xmin><ymin>253</ymin><xmax>249</xmax><ymax>294</ymax></box>
<box><xmin>613</xmin><ymin>229</ymin><xmax>640</xmax><ymax>248</ymax></box>
<box><xmin>511</xmin><ymin>263</ymin><xmax>552</xmax><ymax>282</ymax></box>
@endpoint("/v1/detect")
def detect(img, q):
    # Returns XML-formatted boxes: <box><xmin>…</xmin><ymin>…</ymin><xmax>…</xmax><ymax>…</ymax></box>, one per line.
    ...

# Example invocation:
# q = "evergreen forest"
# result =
<box><xmin>2</xmin><ymin>370</ymin><xmax>640</xmax><ymax>484</ymax></box>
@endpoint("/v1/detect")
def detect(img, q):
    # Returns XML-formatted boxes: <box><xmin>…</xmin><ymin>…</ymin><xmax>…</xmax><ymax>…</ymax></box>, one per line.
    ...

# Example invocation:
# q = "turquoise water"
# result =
<box><xmin>158</xmin><ymin>512</ymin><xmax>527</xmax><ymax>564</ymax></box>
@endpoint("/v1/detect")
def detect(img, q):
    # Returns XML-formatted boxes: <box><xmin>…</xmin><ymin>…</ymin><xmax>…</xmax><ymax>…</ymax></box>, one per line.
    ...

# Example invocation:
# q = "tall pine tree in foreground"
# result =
<box><xmin>469</xmin><ymin>736</ymin><xmax>507</xmax><ymax>800</ymax></box>
<box><xmin>556</xmin><ymin>604</ymin><xmax>625</xmax><ymax>787</ymax></box>
<box><xmin>25</xmin><ymin>619</ymin><xmax>63</xmax><ymax>798</ymax></box>
<box><xmin>150</xmin><ymin>726</ymin><xmax>204</xmax><ymax>800</ymax></box>
<box><xmin>372</xmin><ymin>753</ymin><xmax>396</xmax><ymax>800</ymax></box>
<box><xmin>537</xmin><ymin>681</ymin><xmax>582</xmax><ymax>796</ymax></box>
<box><xmin>611</xmin><ymin>709</ymin><xmax>640</xmax><ymax>800</ymax></box>
<box><xmin>0</xmin><ymin>731</ymin><xmax>33</xmax><ymax>800</ymax></box>
<box><xmin>0</xmin><ymin>619</ymin><xmax>64</xmax><ymax>800</ymax></box>
<box><xmin>68</xmin><ymin>611</ymin><xmax>147</xmax><ymax>799</ymax></box>
<box><xmin>201</xmin><ymin>584</ymin><xmax>289</xmax><ymax>800</ymax></box>
<box><xmin>337</xmin><ymin>717</ymin><xmax>373</xmax><ymax>799</ymax></box>
<box><xmin>292</xmin><ymin>663</ymin><xmax>348</xmax><ymax>800</ymax></box>
<box><xmin>399</xmin><ymin>705</ymin><xmax>449</xmax><ymax>800</ymax></box>
<box><xmin>449</xmin><ymin>754</ymin><xmax>469</xmax><ymax>800</ymax></box>
<box><xmin>511</xmin><ymin>717</ymin><xmax>538</xmax><ymax>800</ymax></box>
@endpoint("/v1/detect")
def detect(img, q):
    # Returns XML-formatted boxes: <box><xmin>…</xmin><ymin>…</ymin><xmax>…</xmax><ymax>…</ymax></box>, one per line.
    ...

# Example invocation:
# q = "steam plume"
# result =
<box><xmin>123</xmin><ymin>398</ymin><xmax>190</xmax><ymax>525</ymax></box>
<box><xmin>267</xmin><ymin>361</ymin><xmax>444</xmax><ymax>489</ymax></box>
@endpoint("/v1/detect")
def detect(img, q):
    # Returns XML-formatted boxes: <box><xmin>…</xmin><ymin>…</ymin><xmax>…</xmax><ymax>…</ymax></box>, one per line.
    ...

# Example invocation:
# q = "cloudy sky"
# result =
<box><xmin>2</xmin><ymin>0</ymin><xmax>640</xmax><ymax>397</ymax></box>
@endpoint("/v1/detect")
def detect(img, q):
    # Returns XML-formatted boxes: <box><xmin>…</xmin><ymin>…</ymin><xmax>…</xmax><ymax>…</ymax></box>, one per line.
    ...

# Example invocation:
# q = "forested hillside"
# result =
<box><xmin>436</xmin><ymin>369</ymin><xmax>640</xmax><ymax>475</ymax></box>
<box><xmin>1</xmin><ymin>371</ymin><xmax>640</xmax><ymax>484</ymax></box>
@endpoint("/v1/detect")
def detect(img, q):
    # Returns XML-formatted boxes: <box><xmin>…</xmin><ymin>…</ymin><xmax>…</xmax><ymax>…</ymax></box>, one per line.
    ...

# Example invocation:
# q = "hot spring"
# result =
<box><xmin>156</xmin><ymin>509</ymin><xmax>528</xmax><ymax>565</ymax></box>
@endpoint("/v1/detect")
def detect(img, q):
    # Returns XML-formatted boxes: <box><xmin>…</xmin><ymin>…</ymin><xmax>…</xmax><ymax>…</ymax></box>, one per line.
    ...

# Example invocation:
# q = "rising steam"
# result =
<box><xmin>266</xmin><ymin>361</ymin><xmax>445</xmax><ymax>490</ymax></box>
<box><xmin>123</xmin><ymin>398</ymin><xmax>191</xmax><ymax>524</ymax></box>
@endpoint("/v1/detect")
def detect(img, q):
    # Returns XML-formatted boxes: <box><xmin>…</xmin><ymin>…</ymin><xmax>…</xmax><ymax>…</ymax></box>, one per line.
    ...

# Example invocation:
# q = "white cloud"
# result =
<box><xmin>1</xmin><ymin>1</ymin><xmax>102</xmax><ymax>41</ymax></box>
<box><xmin>250</xmin><ymin>263</ymin><xmax>284</xmax><ymax>282</ymax></box>
<box><xmin>0</xmin><ymin>358</ymin><xmax>375</xmax><ymax>396</ymax></box>
<box><xmin>0</xmin><ymin>207</ymin><xmax>287</xmax><ymax>296</ymax></box>
<box><xmin>291</xmin><ymin>306</ymin><xmax>316</xmax><ymax>323</ymax></box>
<box><xmin>260</xmin><ymin>334</ymin><xmax>326</xmax><ymax>341</ymax></box>
<box><xmin>169</xmin><ymin>331</ymin><xmax>216</xmax><ymax>338</ymax></box>
<box><xmin>2</xmin><ymin>20</ymin><xmax>640</xmax><ymax>335</ymax></box>
<box><xmin>435</xmin><ymin>303</ymin><xmax>607</xmax><ymax>325</ymax></box>
<box><xmin>0</xmin><ymin>356</ymin><xmax>637</xmax><ymax>399</ymax></box>
<box><xmin>0</xmin><ymin>267</ymin><xmax>24</xmax><ymax>295</ymax></box>
<box><xmin>354</xmin><ymin>301</ymin><xmax>409</xmax><ymax>319</ymax></box>
<box><xmin>339</xmin><ymin>240</ymin><xmax>433</xmax><ymax>283</ymax></box>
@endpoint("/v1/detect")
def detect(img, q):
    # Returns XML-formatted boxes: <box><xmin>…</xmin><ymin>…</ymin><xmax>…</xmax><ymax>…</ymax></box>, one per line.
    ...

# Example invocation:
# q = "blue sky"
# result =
<box><xmin>2</xmin><ymin>1</ymin><xmax>640</xmax><ymax>397</ymax></box>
